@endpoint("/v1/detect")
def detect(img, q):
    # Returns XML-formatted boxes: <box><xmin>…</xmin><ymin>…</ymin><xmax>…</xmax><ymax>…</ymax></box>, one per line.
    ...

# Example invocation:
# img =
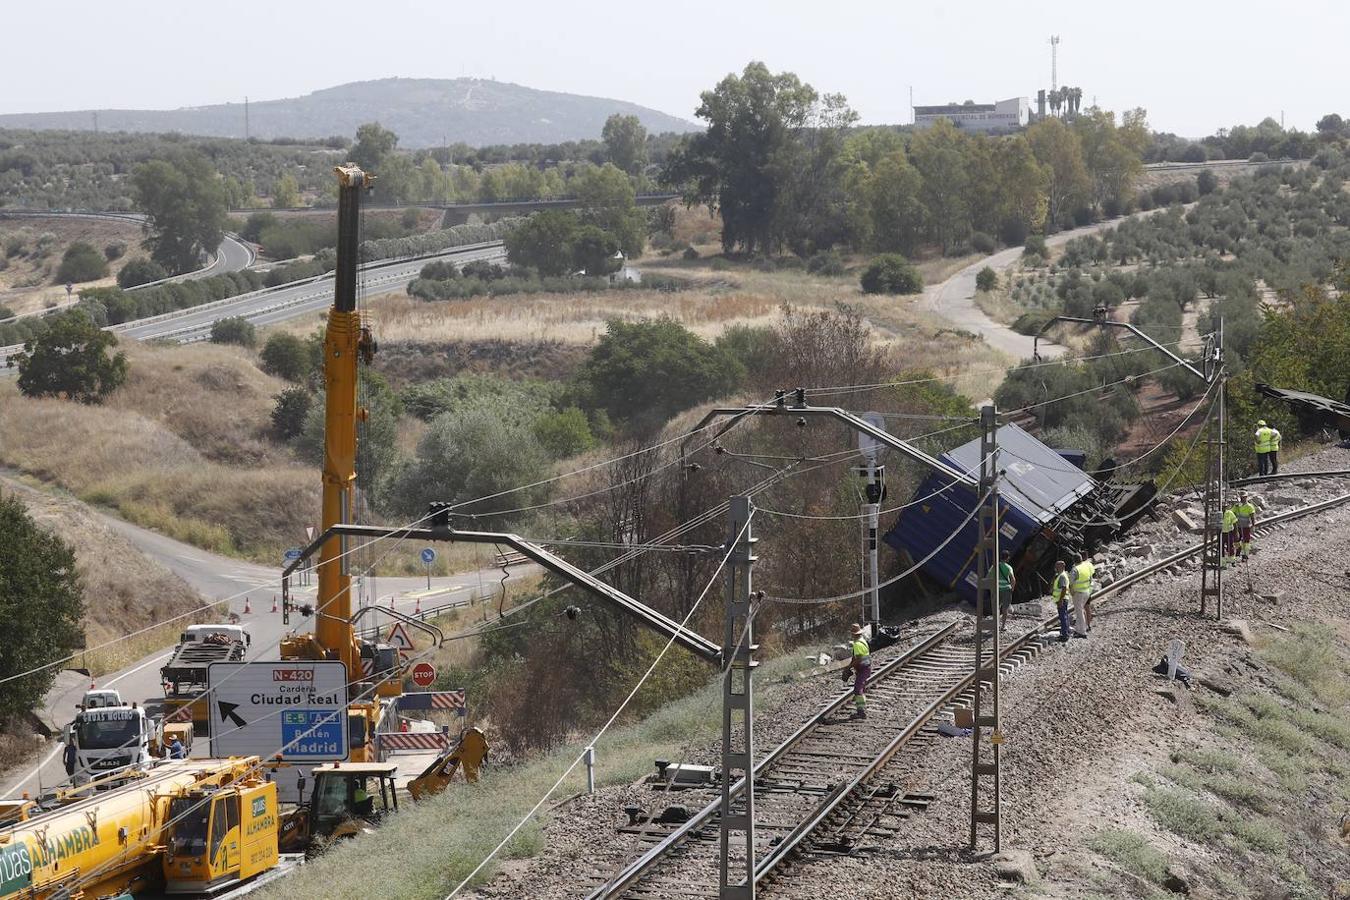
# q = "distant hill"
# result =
<box><xmin>0</xmin><ymin>78</ymin><xmax>700</xmax><ymax>147</ymax></box>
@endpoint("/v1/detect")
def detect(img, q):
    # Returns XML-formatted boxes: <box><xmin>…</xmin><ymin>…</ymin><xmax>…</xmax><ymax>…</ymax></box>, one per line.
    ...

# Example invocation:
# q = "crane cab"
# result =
<box><xmin>279</xmin><ymin>762</ymin><xmax>399</xmax><ymax>854</ymax></box>
<box><xmin>162</xmin><ymin>780</ymin><xmax>279</xmax><ymax>894</ymax></box>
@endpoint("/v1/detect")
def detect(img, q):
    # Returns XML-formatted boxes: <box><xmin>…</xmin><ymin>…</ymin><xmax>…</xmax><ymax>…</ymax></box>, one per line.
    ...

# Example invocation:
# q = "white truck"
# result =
<box><xmin>160</xmin><ymin>624</ymin><xmax>250</xmax><ymax>732</ymax></box>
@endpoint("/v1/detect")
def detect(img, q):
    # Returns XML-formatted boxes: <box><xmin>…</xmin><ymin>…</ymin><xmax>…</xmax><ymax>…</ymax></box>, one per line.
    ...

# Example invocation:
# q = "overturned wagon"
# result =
<box><xmin>883</xmin><ymin>423</ymin><xmax>1154</xmax><ymax>603</ymax></box>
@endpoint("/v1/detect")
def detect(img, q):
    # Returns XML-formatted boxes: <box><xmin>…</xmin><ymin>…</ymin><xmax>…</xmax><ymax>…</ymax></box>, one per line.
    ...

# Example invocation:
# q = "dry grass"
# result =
<box><xmin>1</xmin><ymin>478</ymin><xmax>207</xmax><ymax>653</ymax></box>
<box><xmin>0</xmin><ymin>216</ymin><xmax>145</xmax><ymax>314</ymax></box>
<box><xmin>0</xmin><ymin>345</ymin><xmax>317</xmax><ymax>562</ymax></box>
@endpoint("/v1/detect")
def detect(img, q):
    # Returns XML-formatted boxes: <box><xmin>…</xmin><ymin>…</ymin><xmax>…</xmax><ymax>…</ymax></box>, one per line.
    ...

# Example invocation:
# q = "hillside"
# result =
<box><xmin>0</xmin><ymin>78</ymin><xmax>700</xmax><ymax>148</ymax></box>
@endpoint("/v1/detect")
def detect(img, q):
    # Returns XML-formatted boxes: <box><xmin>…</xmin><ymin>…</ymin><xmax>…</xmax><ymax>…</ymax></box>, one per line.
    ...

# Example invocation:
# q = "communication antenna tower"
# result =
<box><xmin>1049</xmin><ymin>35</ymin><xmax>1061</xmax><ymax>93</ymax></box>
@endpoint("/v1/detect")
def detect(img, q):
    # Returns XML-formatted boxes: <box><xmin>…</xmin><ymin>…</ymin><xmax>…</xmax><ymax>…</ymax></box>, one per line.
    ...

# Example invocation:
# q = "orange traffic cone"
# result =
<box><xmin>243</xmin><ymin>596</ymin><xmax>252</xmax><ymax>615</ymax></box>
<box><xmin>414</xmin><ymin>595</ymin><xmax>422</xmax><ymax>616</ymax></box>
<box><xmin>389</xmin><ymin>594</ymin><xmax>396</xmax><ymax>609</ymax></box>
<box><xmin>89</xmin><ymin>678</ymin><xmax>96</xmax><ymax>690</ymax></box>
<box><xmin>271</xmin><ymin>596</ymin><xmax>279</xmax><ymax>614</ymax></box>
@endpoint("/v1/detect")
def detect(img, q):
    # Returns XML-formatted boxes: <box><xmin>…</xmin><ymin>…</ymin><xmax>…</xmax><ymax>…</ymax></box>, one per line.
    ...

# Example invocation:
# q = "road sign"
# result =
<box><xmin>420</xmin><ymin>547</ymin><xmax>437</xmax><ymax>565</ymax></box>
<box><xmin>858</xmin><ymin>411</ymin><xmax>887</xmax><ymax>462</ymax></box>
<box><xmin>283</xmin><ymin>547</ymin><xmax>302</xmax><ymax>562</ymax></box>
<box><xmin>385</xmin><ymin>622</ymin><xmax>415</xmax><ymax>653</ymax></box>
<box><xmin>410</xmin><ymin>662</ymin><xmax>436</xmax><ymax>687</ymax></box>
<box><xmin>305</xmin><ymin>526</ymin><xmax>316</xmax><ymax>541</ymax></box>
<box><xmin>207</xmin><ymin>661</ymin><xmax>348</xmax><ymax>762</ymax></box>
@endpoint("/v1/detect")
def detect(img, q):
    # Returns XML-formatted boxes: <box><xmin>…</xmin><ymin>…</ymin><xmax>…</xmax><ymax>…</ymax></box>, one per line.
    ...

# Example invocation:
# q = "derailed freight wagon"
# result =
<box><xmin>883</xmin><ymin>423</ymin><xmax>1154</xmax><ymax>602</ymax></box>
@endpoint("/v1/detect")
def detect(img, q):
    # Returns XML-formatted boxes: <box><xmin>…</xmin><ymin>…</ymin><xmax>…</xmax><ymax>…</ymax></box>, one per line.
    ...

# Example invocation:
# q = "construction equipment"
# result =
<box><xmin>160</xmin><ymin>768</ymin><xmax>279</xmax><ymax>894</ymax></box>
<box><xmin>63</xmin><ymin>703</ymin><xmax>193</xmax><ymax>786</ymax></box>
<box><xmin>277</xmin><ymin>762</ymin><xmax>399</xmax><ymax>856</ymax></box>
<box><xmin>0</xmin><ymin>758</ymin><xmax>273</xmax><ymax>900</ymax></box>
<box><xmin>406</xmin><ymin>727</ymin><xmax>489</xmax><ymax>801</ymax></box>
<box><xmin>161</xmin><ymin>624</ymin><xmax>250</xmax><ymax>732</ymax></box>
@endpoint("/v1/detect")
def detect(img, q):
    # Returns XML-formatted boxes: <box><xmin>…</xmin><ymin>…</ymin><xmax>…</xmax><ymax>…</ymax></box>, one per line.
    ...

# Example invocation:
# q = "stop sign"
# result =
<box><xmin>410</xmin><ymin>662</ymin><xmax>436</xmax><ymax>687</ymax></box>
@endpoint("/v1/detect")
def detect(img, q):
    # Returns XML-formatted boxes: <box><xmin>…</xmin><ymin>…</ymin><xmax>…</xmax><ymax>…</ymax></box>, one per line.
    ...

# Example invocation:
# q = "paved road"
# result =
<box><xmin>0</xmin><ymin>482</ymin><xmax>529</xmax><ymax>799</ymax></box>
<box><xmin>925</xmin><ymin>214</ymin><xmax>1162</xmax><ymax>360</ymax></box>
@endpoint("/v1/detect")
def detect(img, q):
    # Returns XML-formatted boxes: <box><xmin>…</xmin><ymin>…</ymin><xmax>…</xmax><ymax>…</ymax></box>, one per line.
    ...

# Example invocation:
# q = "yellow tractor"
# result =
<box><xmin>277</xmin><ymin>762</ymin><xmax>400</xmax><ymax>856</ymax></box>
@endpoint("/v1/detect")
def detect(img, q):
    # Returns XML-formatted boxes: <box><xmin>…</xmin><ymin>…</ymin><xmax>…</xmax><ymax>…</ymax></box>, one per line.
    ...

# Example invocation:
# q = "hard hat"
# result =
<box><xmin>1257</xmin><ymin>419</ymin><xmax>1266</xmax><ymax>426</ymax></box>
<box><xmin>850</xmin><ymin>623</ymin><xmax>864</xmax><ymax>637</ymax></box>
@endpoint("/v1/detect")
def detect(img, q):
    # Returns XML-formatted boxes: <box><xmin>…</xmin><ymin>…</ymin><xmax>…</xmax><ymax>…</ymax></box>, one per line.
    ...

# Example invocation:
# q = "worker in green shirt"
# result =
<box><xmin>1234</xmin><ymin>492</ymin><xmax>1257</xmax><ymax>560</ymax></box>
<box><xmin>984</xmin><ymin>550</ymin><xmax>1015</xmax><ymax>630</ymax></box>
<box><xmin>1050</xmin><ymin>560</ymin><xmax>1071</xmax><ymax>643</ymax></box>
<box><xmin>1221</xmin><ymin>504</ymin><xmax>1238</xmax><ymax>567</ymax></box>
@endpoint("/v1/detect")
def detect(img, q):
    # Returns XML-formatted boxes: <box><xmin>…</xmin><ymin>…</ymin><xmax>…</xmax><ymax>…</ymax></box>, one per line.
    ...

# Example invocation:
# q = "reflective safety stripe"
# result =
<box><xmin>1235</xmin><ymin>502</ymin><xmax>1255</xmax><ymax>526</ymax></box>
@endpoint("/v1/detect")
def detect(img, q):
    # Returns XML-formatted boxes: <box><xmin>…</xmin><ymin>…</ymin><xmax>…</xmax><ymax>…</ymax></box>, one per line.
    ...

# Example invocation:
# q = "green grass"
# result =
<box><xmin>1141</xmin><ymin>786</ymin><xmax>1223</xmax><ymax>843</ymax></box>
<box><xmin>1171</xmin><ymin>747</ymin><xmax>1240</xmax><ymax>774</ymax></box>
<box><xmin>1260</xmin><ymin>623</ymin><xmax>1349</xmax><ymax>705</ymax></box>
<box><xmin>254</xmin><ymin>651</ymin><xmax>815</xmax><ymax>898</ymax></box>
<box><xmin>1086</xmin><ymin>828</ymin><xmax>1169</xmax><ymax>884</ymax></box>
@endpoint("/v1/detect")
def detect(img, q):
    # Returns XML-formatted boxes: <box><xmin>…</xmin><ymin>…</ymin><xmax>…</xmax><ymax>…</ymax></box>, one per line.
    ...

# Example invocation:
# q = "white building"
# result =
<box><xmin>913</xmin><ymin>97</ymin><xmax>1029</xmax><ymax>133</ymax></box>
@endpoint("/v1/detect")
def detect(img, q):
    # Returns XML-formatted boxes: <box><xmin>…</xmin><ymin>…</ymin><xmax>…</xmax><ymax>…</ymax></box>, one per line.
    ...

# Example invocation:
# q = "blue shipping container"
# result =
<box><xmin>882</xmin><ymin>424</ymin><xmax>1097</xmax><ymax>602</ymax></box>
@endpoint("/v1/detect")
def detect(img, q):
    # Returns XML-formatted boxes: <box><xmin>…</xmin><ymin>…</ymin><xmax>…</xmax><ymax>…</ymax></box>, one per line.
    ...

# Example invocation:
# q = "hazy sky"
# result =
<box><xmin>3</xmin><ymin>0</ymin><xmax>1345</xmax><ymax>138</ymax></box>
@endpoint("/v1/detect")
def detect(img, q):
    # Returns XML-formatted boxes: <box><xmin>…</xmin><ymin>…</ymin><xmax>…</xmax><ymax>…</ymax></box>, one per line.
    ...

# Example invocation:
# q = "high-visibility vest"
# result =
<box><xmin>1271</xmin><ymin>429</ymin><xmax>1281</xmax><ymax>451</ymax></box>
<box><xmin>851</xmin><ymin>639</ymin><xmax>871</xmax><ymax>667</ymax></box>
<box><xmin>1052</xmin><ymin>571</ymin><xmax>1071</xmax><ymax>602</ymax></box>
<box><xmin>1235</xmin><ymin>502</ymin><xmax>1255</xmax><ymax>527</ymax></box>
<box><xmin>1254</xmin><ymin>426</ymin><xmax>1273</xmax><ymax>453</ymax></box>
<box><xmin>1071</xmin><ymin>560</ymin><xmax>1094</xmax><ymax>594</ymax></box>
<box><xmin>1222</xmin><ymin>508</ymin><xmax>1237</xmax><ymax>532</ymax></box>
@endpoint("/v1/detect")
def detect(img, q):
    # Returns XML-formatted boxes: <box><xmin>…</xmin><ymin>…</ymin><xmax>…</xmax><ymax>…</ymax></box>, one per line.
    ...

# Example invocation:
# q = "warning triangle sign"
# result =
<box><xmin>386</xmin><ymin>622</ymin><xmax>415</xmax><ymax>652</ymax></box>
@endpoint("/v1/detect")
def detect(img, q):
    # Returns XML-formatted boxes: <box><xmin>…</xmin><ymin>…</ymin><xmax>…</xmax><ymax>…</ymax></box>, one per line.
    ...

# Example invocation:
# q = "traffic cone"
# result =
<box><xmin>414</xmin><ymin>595</ymin><xmax>422</xmax><ymax>616</ymax></box>
<box><xmin>243</xmin><ymin>596</ymin><xmax>252</xmax><ymax>615</ymax></box>
<box><xmin>89</xmin><ymin>678</ymin><xmax>96</xmax><ymax>690</ymax></box>
<box><xmin>271</xmin><ymin>596</ymin><xmax>279</xmax><ymax>614</ymax></box>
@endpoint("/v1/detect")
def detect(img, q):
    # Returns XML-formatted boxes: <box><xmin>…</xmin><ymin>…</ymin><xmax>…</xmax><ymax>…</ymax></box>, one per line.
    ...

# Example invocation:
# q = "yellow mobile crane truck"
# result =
<box><xmin>0</xmin><ymin>758</ymin><xmax>275</xmax><ymax>900</ymax></box>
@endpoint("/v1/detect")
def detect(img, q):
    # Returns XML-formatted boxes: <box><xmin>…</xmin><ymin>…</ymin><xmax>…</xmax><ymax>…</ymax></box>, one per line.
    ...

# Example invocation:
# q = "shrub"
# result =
<box><xmin>117</xmin><ymin>258</ymin><xmax>168</xmax><ymax>288</ymax></box>
<box><xmin>1023</xmin><ymin>234</ymin><xmax>1048</xmax><ymax>257</ymax></box>
<box><xmin>359</xmin><ymin>218</ymin><xmax>522</xmax><ymax>262</ymax></box>
<box><xmin>532</xmin><ymin>407</ymin><xmax>595</xmax><ymax>458</ymax></box>
<box><xmin>1197</xmin><ymin>170</ymin><xmax>1219</xmax><ymax>196</ymax></box>
<box><xmin>971</xmin><ymin>232</ymin><xmax>997</xmax><ymax>254</ymax></box>
<box><xmin>209</xmin><ymin>316</ymin><xmax>256</xmax><ymax>347</ymax></box>
<box><xmin>682</xmin><ymin>246</ymin><xmax>699</xmax><ymax>260</ymax></box>
<box><xmin>975</xmin><ymin>266</ymin><xmax>997</xmax><ymax>292</ymax></box>
<box><xmin>56</xmin><ymin>241</ymin><xmax>109</xmax><ymax>284</ymax></box>
<box><xmin>260</xmin><ymin>332</ymin><xmax>311</xmax><ymax>382</ymax></box>
<box><xmin>1086</xmin><ymin>828</ymin><xmax>1169</xmax><ymax>885</ymax></box>
<box><xmin>240</xmin><ymin>211</ymin><xmax>278</xmax><ymax>243</ymax></box>
<box><xmin>859</xmin><ymin>254</ymin><xmax>923</xmax><ymax>295</ymax></box>
<box><xmin>709</xmin><ymin>257</ymin><xmax>730</xmax><ymax>271</ymax></box>
<box><xmin>103</xmin><ymin>241</ymin><xmax>127</xmax><ymax>261</ymax></box>
<box><xmin>400</xmin><ymin>207</ymin><xmax>422</xmax><ymax>230</ymax></box>
<box><xmin>0</xmin><ymin>305</ymin><xmax>13</xmax><ymax>321</ymax></box>
<box><xmin>13</xmin><ymin>309</ymin><xmax>127</xmax><ymax>403</ymax></box>
<box><xmin>1249</xmin><ymin>151</ymin><xmax>1269</xmax><ymax>163</ymax></box>
<box><xmin>419</xmin><ymin>260</ymin><xmax>460</xmax><ymax>280</ymax></box>
<box><xmin>270</xmin><ymin>386</ymin><xmax>312</xmax><ymax>439</ymax></box>
<box><xmin>806</xmin><ymin>249</ymin><xmax>844</xmax><ymax>276</ymax></box>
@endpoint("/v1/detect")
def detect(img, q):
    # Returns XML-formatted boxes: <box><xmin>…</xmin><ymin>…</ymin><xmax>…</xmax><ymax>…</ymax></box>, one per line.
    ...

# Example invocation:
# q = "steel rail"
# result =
<box><xmin>584</xmin><ymin>621</ymin><xmax>960</xmax><ymax>899</ymax></box>
<box><xmin>588</xmin><ymin>488</ymin><xmax>1350</xmax><ymax>897</ymax></box>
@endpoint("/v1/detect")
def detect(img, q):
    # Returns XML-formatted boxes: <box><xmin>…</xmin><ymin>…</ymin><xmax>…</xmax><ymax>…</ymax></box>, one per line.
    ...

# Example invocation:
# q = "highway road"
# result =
<box><xmin>0</xmin><ymin>493</ymin><xmax>532</xmax><ymax>799</ymax></box>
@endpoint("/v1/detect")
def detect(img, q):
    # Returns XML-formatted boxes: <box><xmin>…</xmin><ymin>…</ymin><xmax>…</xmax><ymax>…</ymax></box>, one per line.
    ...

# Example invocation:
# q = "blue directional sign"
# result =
<box><xmin>280</xmin><ymin>709</ymin><xmax>346</xmax><ymax>759</ymax></box>
<box><xmin>420</xmin><ymin>547</ymin><xmax>437</xmax><ymax>565</ymax></box>
<box><xmin>284</xmin><ymin>547</ymin><xmax>303</xmax><ymax>562</ymax></box>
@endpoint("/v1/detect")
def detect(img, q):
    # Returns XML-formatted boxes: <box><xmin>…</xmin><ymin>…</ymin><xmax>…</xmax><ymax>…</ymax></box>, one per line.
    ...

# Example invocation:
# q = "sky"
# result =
<box><xmin>2</xmin><ymin>0</ymin><xmax>1346</xmax><ymax>138</ymax></box>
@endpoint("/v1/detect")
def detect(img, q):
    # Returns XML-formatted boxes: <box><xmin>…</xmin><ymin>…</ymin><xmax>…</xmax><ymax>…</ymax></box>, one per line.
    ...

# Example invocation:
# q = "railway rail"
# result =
<box><xmin>586</xmin><ymin>486</ymin><xmax>1350</xmax><ymax>899</ymax></box>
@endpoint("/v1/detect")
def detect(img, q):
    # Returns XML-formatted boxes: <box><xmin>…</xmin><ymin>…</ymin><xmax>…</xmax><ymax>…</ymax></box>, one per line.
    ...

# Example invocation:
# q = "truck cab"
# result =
<box><xmin>80</xmin><ymin>688</ymin><xmax>123</xmax><ymax>710</ymax></box>
<box><xmin>163</xmin><ymin>779</ymin><xmax>279</xmax><ymax>894</ymax></box>
<box><xmin>69</xmin><ymin>704</ymin><xmax>155</xmax><ymax>784</ymax></box>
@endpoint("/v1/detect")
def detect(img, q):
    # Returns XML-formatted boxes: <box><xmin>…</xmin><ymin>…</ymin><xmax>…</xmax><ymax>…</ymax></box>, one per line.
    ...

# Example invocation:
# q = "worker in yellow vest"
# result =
<box><xmin>845</xmin><ymin>623</ymin><xmax>871</xmax><ymax>720</ymax></box>
<box><xmin>1221</xmin><ymin>504</ymin><xmax>1238</xmax><ymax>567</ymax></box>
<box><xmin>1070</xmin><ymin>556</ymin><xmax>1095</xmax><ymax>639</ymax></box>
<box><xmin>1234</xmin><ymin>492</ymin><xmax>1257</xmax><ymax>559</ymax></box>
<box><xmin>1254</xmin><ymin>420</ymin><xmax>1275</xmax><ymax>476</ymax></box>
<box><xmin>1269</xmin><ymin>426</ymin><xmax>1282</xmax><ymax>475</ymax></box>
<box><xmin>1051</xmin><ymin>560</ymin><xmax>1072</xmax><ymax>643</ymax></box>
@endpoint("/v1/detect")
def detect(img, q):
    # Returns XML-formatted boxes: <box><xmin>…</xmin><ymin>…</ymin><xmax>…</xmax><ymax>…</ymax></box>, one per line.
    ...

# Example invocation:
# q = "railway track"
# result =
<box><xmin>586</xmin><ymin>487</ymin><xmax>1350</xmax><ymax>899</ymax></box>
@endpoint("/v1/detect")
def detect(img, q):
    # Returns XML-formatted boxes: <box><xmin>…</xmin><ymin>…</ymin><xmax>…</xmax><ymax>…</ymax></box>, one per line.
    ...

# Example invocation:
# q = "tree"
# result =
<box><xmin>389</xmin><ymin>406</ymin><xmax>551</xmax><ymax>522</ymax></box>
<box><xmin>0</xmin><ymin>496</ymin><xmax>85</xmax><ymax>720</ymax></box>
<box><xmin>56</xmin><ymin>241</ymin><xmax>109</xmax><ymax>284</ymax></box>
<box><xmin>602</xmin><ymin>114</ymin><xmax>648</xmax><ymax>176</ymax></box>
<box><xmin>350</xmin><ymin>123</ymin><xmax>399</xmax><ymax>174</ymax></box>
<box><xmin>12</xmin><ymin>309</ymin><xmax>127</xmax><ymax>403</ymax></box>
<box><xmin>910</xmin><ymin>119</ymin><xmax>971</xmax><ymax>252</ymax></box>
<box><xmin>664</xmin><ymin>62</ymin><xmax>820</xmax><ymax>254</ymax></box>
<box><xmin>504</xmin><ymin>210</ymin><xmax>580</xmax><ymax>276</ymax></box>
<box><xmin>579</xmin><ymin>319</ymin><xmax>744</xmax><ymax>426</ymax></box>
<box><xmin>573</xmin><ymin>164</ymin><xmax>646</xmax><ymax>257</ymax></box>
<box><xmin>297</xmin><ymin>372</ymin><xmax>403</xmax><ymax>507</ymax></box>
<box><xmin>860</xmin><ymin>254</ymin><xmax>924</xmax><ymax>295</ymax></box>
<box><xmin>272</xmin><ymin>173</ymin><xmax>301</xmax><ymax>209</ymax></box>
<box><xmin>1025</xmin><ymin>118</ymin><xmax>1091</xmax><ymax>229</ymax></box>
<box><xmin>572</xmin><ymin>225</ymin><xmax>621</xmax><ymax>276</ymax></box>
<box><xmin>533</xmin><ymin>407</ymin><xmax>595</xmax><ymax>458</ymax></box>
<box><xmin>993</xmin><ymin>136</ymin><xmax>1049</xmax><ymax>242</ymax></box>
<box><xmin>1316</xmin><ymin>113</ymin><xmax>1346</xmax><ymax>139</ymax></box>
<box><xmin>210</xmin><ymin>316</ymin><xmax>256</xmax><ymax>347</ymax></box>
<box><xmin>132</xmin><ymin>152</ymin><xmax>228</xmax><ymax>274</ymax></box>
<box><xmin>260</xmin><ymin>332</ymin><xmax>311</xmax><ymax>382</ymax></box>
<box><xmin>270</xmin><ymin>386</ymin><xmax>312</xmax><ymax>439</ymax></box>
<box><xmin>116</xmin><ymin>257</ymin><xmax>168</xmax><ymax>288</ymax></box>
<box><xmin>975</xmin><ymin>267</ymin><xmax>997</xmax><ymax>292</ymax></box>
<box><xmin>1197</xmin><ymin>170</ymin><xmax>1219</xmax><ymax>196</ymax></box>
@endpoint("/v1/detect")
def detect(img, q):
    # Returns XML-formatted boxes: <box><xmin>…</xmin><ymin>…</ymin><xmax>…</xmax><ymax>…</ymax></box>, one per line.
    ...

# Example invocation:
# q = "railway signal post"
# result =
<box><xmin>969</xmin><ymin>404</ymin><xmax>1003</xmax><ymax>853</ymax></box>
<box><xmin>719</xmin><ymin>495</ymin><xmax>757</xmax><ymax>900</ymax></box>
